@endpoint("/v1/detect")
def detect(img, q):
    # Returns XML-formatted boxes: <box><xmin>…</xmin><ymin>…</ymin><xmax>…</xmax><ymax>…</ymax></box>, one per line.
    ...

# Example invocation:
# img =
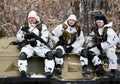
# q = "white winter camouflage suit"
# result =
<box><xmin>85</xmin><ymin>22</ymin><xmax>119</xmax><ymax>70</ymax></box>
<box><xmin>16</xmin><ymin>10</ymin><xmax>54</xmax><ymax>74</ymax></box>
<box><xmin>50</xmin><ymin>14</ymin><xmax>85</xmax><ymax>66</ymax></box>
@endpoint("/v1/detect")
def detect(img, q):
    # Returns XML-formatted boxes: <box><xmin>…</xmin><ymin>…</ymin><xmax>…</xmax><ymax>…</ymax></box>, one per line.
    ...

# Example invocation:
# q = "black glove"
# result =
<box><xmin>97</xmin><ymin>43</ymin><xmax>102</xmax><ymax>50</ymax></box>
<box><xmin>65</xmin><ymin>46</ymin><xmax>73</xmax><ymax>53</ymax></box>
<box><xmin>21</xmin><ymin>27</ymin><xmax>29</xmax><ymax>33</ymax></box>
<box><xmin>56</xmin><ymin>40</ymin><xmax>65</xmax><ymax>46</ymax></box>
<box><xmin>29</xmin><ymin>39</ymin><xmax>37</xmax><ymax>47</ymax></box>
<box><xmin>24</xmin><ymin>34</ymin><xmax>31</xmax><ymax>39</ymax></box>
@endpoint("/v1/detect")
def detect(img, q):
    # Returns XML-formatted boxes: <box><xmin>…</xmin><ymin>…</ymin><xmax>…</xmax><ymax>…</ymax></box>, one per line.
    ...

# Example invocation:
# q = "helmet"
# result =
<box><xmin>67</xmin><ymin>14</ymin><xmax>77</xmax><ymax>21</ymax></box>
<box><xmin>95</xmin><ymin>14</ymin><xmax>107</xmax><ymax>24</ymax></box>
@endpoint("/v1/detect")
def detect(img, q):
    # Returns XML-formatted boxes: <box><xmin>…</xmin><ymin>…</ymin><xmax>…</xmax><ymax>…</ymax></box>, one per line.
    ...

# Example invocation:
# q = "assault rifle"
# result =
<box><xmin>87</xmin><ymin>36</ymin><xmax>102</xmax><ymax>54</ymax></box>
<box><xmin>21</xmin><ymin>27</ymin><xmax>51</xmax><ymax>49</ymax></box>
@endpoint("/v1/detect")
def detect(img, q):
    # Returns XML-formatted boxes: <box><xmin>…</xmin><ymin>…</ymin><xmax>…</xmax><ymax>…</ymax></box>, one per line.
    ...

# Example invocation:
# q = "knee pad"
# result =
<box><xmin>19</xmin><ymin>52</ymin><xmax>27</xmax><ymax>60</ymax></box>
<box><xmin>81</xmin><ymin>49</ymin><xmax>88</xmax><ymax>58</ymax></box>
<box><xmin>45</xmin><ymin>51</ymin><xmax>53</xmax><ymax>60</ymax></box>
<box><xmin>55</xmin><ymin>48</ymin><xmax>63</xmax><ymax>58</ymax></box>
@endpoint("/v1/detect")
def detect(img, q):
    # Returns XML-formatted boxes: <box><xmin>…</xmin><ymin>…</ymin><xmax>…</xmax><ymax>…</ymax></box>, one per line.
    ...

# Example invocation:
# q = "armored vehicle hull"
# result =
<box><xmin>0</xmin><ymin>37</ymin><xmax>120</xmax><ymax>84</ymax></box>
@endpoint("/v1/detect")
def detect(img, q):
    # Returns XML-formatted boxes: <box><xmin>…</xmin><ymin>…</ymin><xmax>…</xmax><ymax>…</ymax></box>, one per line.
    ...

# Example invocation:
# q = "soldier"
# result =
<box><xmin>50</xmin><ymin>14</ymin><xmax>92</xmax><ymax>75</ymax></box>
<box><xmin>84</xmin><ymin>13</ymin><xmax>119</xmax><ymax>77</ymax></box>
<box><xmin>16</xmin><ymin>10</ymin><xmax>54</xmax><ymax>78</ymax></box>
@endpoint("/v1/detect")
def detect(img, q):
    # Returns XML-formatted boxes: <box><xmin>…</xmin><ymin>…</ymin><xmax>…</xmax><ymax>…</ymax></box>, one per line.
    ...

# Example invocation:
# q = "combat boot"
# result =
<box><xmin>46</xmin><ymin>72</ymin><xmax>53</xmax><ymax>78</ymax></box>
<box><xmin>109</xmin><ymin>69</ymin><xmax>117</xmax><ymax>78</ymax></box>
<box><xmin>54</xmin><ymin>64</ymin><xmax>62</xmax><ymax>75</ymax></box>
<box><xmin>20</xmin><ymin>70</ymin><xmax>27</xmax><ymax>78</ymax></box>
<box><xmin>94</xmin><ymin>64</ymin><xmax>105</xmax><ymax>76</ymax></box>
<box><xmin>82</xmin><ymin>65</ymin><xmax>93</xmax><ymax>75</ymax></box>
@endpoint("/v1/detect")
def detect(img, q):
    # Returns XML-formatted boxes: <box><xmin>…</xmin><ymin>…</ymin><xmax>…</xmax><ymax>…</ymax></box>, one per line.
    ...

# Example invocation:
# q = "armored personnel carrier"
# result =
<box><xmin>0</xmin><ymin>37</ymin><xmax>120</xmax><ymax>84</ymax></box>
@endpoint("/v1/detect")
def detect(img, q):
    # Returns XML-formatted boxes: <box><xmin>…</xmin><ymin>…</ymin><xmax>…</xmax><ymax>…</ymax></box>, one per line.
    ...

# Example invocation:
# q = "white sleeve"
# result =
<box><xmin>40</xmin><ymin>24</ymin><xmax>49</xmax><ymax>42</ymax></box>
<box><xmin>16</xmin><ymin>27</ymin><xmax>25</xmax><ymax>42</ymax></box>
<box><xmin>50</xmin><ymin>24</ymin><xmax>64</xmax><ymax>44</ymax></box>
<box><xmin>86</xmin><ymin>31</ymin><xmax>95</xmax><ymax>48</ymax></box>
<box><xmin>101</xmin><ymin>28</ymin><xmax>118</xmax><ymax>49</ymax></box>
<box><xmin>71</xmin><ymin>30</ymin><xmax>85</xmax><ymax>49</ymax></box>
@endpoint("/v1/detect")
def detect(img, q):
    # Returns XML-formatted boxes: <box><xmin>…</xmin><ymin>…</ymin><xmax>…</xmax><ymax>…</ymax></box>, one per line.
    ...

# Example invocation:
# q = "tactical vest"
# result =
<box><xmin>24</xmin><ymin>21</ymin><xmax>42</xmax><ymax>36</ymax></box>
<box><xmin>60</xmin><ymin>23</ymin><xmax>81</xmax><ymax>45</ymax></box>
<box><xmin>94</xmin><ymin>27</ymin><xmax>108</xmax><ymax>42</ymax></box>
<box><xmin>18</xmin><ymin>22</ymin><xmax>43</xmax><ymax>50</ymax></box>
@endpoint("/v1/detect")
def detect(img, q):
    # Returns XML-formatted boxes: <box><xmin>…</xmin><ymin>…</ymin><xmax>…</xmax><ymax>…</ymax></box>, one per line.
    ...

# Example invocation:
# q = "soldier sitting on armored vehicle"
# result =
<box><xmin>50</xmin><ymin>14</ymin><xmax>93</xmax><ymax>75</ymax></box>
<box><xmin>84</xmin><ymin>13</ymin><xmax>119</xmax><ymax>77</ymax></box>
<box><xmin>16</xmin><ymin>10</ymin><xmax>55</xmax><ymax>78</ymax></box>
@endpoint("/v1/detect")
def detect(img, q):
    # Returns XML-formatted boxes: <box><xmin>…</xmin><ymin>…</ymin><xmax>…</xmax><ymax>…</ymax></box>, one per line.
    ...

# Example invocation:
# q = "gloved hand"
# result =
<box><xmin>24</xmin><ymin>34</ymin><xmax>33</xmax><ymax>40</ymax></box>
<box><xmin>29</xmin><ymin>39</ymin><xmax>37</xmax><ymax>47</ymax></box>
<box><xmin>24</xmin><ymin>33</ymin><xmax>34</xmax><ymax>40</ymax></box>
<box><xmin>56</xmin><ymin>40</ymin><xmax>65</xmax><ymax>46</ymax></box>
<box><xmin>65</xmin><ymin>46</ymin><xmax>73</xmax><ymax>53</ymax></box>
<box><xmin>93</xmin><ymin>38</ymin><xmax>102</xmax><ymax>50</ymax></box>
<box><xmin>21</xmin><ymin>27</ymin><xmax>29</xmax><ymax>33</ymax></box>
